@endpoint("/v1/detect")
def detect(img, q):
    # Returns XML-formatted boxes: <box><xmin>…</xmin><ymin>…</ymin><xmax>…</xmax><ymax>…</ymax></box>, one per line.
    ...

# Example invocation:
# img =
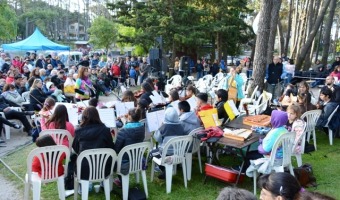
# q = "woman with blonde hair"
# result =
<box><xmin>74</xmin><ymin>66</ymin><xmax>95</xmax><ymax>101</ymax></box>
<box><xmin>29</xmin><ymin>79</ymin><xmax>48</xmax><ymax>111</ymax></box>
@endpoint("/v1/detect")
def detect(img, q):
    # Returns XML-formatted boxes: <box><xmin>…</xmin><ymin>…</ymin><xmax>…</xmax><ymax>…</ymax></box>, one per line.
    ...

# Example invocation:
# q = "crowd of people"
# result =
<box><xmin>1</xmin><ymin>50</ymin><xmax>339</xmax><ymax>199</ymax></box>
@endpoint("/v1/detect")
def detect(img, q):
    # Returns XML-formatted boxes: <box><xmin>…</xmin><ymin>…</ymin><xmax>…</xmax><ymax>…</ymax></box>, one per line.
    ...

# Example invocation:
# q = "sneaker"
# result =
<box><xmin>113</xmin><ymin>178</ymin><xmax>122</xmax><ymax>188</ymax></box>
<box><xmin>13</xmin><ymin>124</ymin><xmax>22</xmax><ymax>129</ymax></box>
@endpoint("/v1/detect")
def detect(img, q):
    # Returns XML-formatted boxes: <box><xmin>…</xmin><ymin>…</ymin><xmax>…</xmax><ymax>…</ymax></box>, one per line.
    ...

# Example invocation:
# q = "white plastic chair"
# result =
<box><xmin>24</xmin><ymin>145</ymin><xmax>70</xmax><ymax>200</ymax></box>
<box><xmin>247</xmin><ymin>92</ymin><xmax>272</xmax><ymax>115</ymax></box>
<box><xmin>116</xmin><ymin>142</ymin><xmax>151</xmax><ymax>200</ymax></box>
<box><xmin>22</xmin><ymin>91</ymin><xmax>30</xmax><ymax>102</ymax></box>
<box><xmin>39</xmin><ymin>129</ymin><xmax>74</xmax><ymax>152</ymax></box>
<box><xmin>253</xmin><ymin>132</ymin><xmax>295</xmax><ymax>194</ymax></box>
<box><xmin>1</xmin><ymin>107</ymin><xmax>23</xmax><ymax>140</ymax></box>
<box><xmin>150</xmin><ymin>135</ymin><xmax>193</xmax><ymax>194</ymax></box>
<box><xmin>239</xmin><ymin>85</ymin><xmax>259</xmax><ymax>112</ymax></box>
<box><xmin>165</xmin><ymin>75</ymin><xmax>182</xmax><ymax>94</ymax></box>
<box><xmin>301</xmin><ymin>110</ymin><xmax>322</xmax><ymax>150</ymax></box>
<box><xmin>74</xmin><ymin>148</ymin><xmax>117</xmax><ymax>200</ymax></box>
<box><xmin>324</xmin><ymin>105</ymin><xmax>339</xmax><ymax>145</ymax></box>
<box><xmin>185</xmin><ymin>127</ymin><xmax>204</xmax><ymax>181</ymax></box>
<box><xmin>291</xmin><ymin>122</ymin><xmax>307</xmax><ymax>167</ymax></box>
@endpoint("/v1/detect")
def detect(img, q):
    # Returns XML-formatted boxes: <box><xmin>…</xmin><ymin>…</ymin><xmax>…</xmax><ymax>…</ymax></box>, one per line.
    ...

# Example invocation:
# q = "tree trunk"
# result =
<box><xmin>295</xmin><ymin>0</ymin><xmax>332</xmax><ymax>70</ymax></box>
<box><xmin>266</xmin><ymin>0</ymin><xmax>282</xmax><ymax>64</ymax></box>
<box><xmin>304</xmin><ymin>0</ymin><xmax>316</xmax><ymax>68</ymax></box>
<box><xmin>290</xmin><ymin>0</ymin><xmax>299</xmax><ymax>57</ymax></box>
<box><xmin>252</xmin><ymin>0</ymin><xmax>273</xmax><ymax>91</ymax></box>
<box><xmin>216</xmin><ymin>32</ymin><xmax>222</xmax><ymax>61</ymax></box>
<box><xmin>284</xmin><ymin>0</ymin><xmax>293</xmax><ymax>56</ymax></box>
<box><xmin>277</xmin><ymin>21</ymin><xmax>285</xmax><ymax>55</ymax></box>
<box><xmin>321</xmin><ymin>0</ymin><xmax>337</xmax><ymax>66</ymax></box>
<box><xmin>333</xmin><ymin>16</ymin><xmax>339</xmax><ymax>60</ymax></box>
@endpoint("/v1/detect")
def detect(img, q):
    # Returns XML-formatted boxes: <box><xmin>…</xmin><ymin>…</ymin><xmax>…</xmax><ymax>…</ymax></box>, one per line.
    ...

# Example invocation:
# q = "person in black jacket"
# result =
<box><xmin>139</xmin><ymin>82</ymin><xmax>153</xmax><ymax>106</ymax></box>
<box><xmin>72</xmin><ymin>106</ymin><xmax>114</xmax><ymax>180</ymax></box>
<box><xmin>215</xmin><ymin>89</ymin><xmax>229</xmax><ymax>123</ymax></box>
<box><xmin>113</xmin><ymin>108</ymin><xmax>145</xmax><ymax>186</ymax></box>
<box><xmin>316</xmin><ymin>88</ymin><xmax>338</xmax><ymax>130</ymax></box>
<box><xmin>266</xmin><ymin>56</ymin><xmax>283</xmax><ymax>101</ymax></box>
<box><xmin>0</xmin><ymin>95</ymin><xmax>33</xmax><ymax>135</ymax></box>
<box><xmin>29</xmin><ymin>79</ymin><xmax>47</xmax><ymax>111</ymax></box>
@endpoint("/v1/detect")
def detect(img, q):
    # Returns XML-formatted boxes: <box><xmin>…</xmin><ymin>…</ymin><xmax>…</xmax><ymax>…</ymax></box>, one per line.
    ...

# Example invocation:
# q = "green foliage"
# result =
<box><xmin>133</xmin><ymin>44</ymin><xmax>147</xmax><ymax>56</ymax></box>
<box><xmin>88</xmin><ymin>16</ymin><xmax>118</xmax><ymax>52</ymax></box>
<box><xmin>0</xmin><ymin>2</ymin><xmax>18</xmax><ymax>40</ymax></box>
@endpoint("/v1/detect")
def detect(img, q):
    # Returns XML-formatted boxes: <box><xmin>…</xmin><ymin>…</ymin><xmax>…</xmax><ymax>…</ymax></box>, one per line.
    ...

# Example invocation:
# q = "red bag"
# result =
<box><xmin>205</xmin><ymin>163</ymin><xmax>244</xmax><ymax>183</ymax></box>
<box><xmin>201</xmin><ymin>127</ymin><xmax>223</xmax><ymax>141</ymax></box>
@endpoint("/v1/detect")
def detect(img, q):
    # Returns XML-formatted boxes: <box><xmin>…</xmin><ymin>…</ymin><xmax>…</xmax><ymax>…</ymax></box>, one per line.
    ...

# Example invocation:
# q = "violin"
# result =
<box><xmin>134</xmin><ymin>90</ymin><xmax>144</xmax><ymax>98</ymax></box>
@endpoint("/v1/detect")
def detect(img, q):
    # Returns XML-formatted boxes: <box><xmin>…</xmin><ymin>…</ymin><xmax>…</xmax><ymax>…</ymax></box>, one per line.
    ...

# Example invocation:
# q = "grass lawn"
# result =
<box><xmin>1</xmin><ymin>130</ymin><xmax>340</xmax><ymax>200</ymax></box>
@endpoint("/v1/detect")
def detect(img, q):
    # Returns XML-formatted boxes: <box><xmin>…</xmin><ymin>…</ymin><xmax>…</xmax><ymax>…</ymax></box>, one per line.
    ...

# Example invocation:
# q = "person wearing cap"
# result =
<box><xmin>14</xmin><ymin>74</ymin><xmax>27</xmax><ymax>95</ymax></box>
<box><xmin>152</xmin><ymin>107</ymin><xmax>186</xmax><ymax>179</ymax></box>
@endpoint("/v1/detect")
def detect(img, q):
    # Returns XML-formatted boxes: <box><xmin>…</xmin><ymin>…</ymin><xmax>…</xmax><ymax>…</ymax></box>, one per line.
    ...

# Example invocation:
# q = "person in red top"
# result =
<box><xmin>196</xmin><ymin>93</ymin><xmax>213</xmax><ymax>112</ymax></box>
<box><xmin>111</xmin><ymin>60</ymin><xmax>121</xmax><ymax>85</ymax></box>
<box><xmin>45</xmin><ymin>104</ymin><xmax>75</xmax><ymax>148</ymax></box>
<box><xmin>32</xmin><ymin>134</ymin><xmax>65</xmax><ymax>177</ymax></box>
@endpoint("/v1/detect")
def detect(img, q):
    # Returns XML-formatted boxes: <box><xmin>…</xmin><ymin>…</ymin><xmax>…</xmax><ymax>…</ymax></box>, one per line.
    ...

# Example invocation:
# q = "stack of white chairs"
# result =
<box><xmin>301</xmin><ymin>110</ymin><xmax>322</xmax><ymax>150</ymax></box>
<box><xmin>197</xmin><ymin>74</ymin><xmax>213</xmax><ymax>93</ymax></box>
<box><xmin>165</xmin><ymin>75</ymin><xmax>182</xmax><ymax>95</ymax></box>
<box><xmin>239</xmin><ymin>85</ymin><xmax>259</xmax><ymax>113</ymax></box>
<box><xmin>246</xmin><ymin>92</ymin><xmax>272</xmax><ymax>115</ymax></box>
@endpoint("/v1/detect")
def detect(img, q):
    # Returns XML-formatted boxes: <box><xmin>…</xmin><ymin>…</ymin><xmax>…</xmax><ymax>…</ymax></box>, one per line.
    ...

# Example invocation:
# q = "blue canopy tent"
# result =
<box><xmin>2</xmin><ymin>28</ymin><xmax>70</xmax><ymax>51</ymax></box>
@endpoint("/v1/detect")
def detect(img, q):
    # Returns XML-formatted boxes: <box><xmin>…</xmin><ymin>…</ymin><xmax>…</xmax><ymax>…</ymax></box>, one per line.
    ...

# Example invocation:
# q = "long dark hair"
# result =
<box><xmin>36</xmin><ymin>134</ymin><xmax>56</xmax><ymax>147</ymax></box>
<box><xmin>80</xmin><ymin>106</ymin><xmax>103</xmax><ymax>127</ymax></box>
<box><xmin>45</xmin><ymin>104</ymin><xmax>69</xmax><ymax>129</ymax></box>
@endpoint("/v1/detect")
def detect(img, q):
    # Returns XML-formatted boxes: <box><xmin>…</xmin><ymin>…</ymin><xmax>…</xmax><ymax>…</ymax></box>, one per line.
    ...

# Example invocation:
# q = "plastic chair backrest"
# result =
<box><xmin>249</xmin><ymin>85</ymin><xmax>259</xmax><ymax>100</ymax></box>
<box><xmin>26</xmin><ymin>145</ymin><xmax>70</xmax><ymax>183</ymax></box>
<box><xmin>76</xmin><ymin>148</ymin><xmax>117</xmax><ymax>181</ymax></box>
<box><xmin>171</xmin><ymin>75</ymin><xmax>182</xmax><ymax>87</ymax></box>
<box><xmin>270</xmin><ymin>132</ymin><xmax>295</xmax><ymax>167</ymax></box>
<box><xmin>301</xmin><ymin>110</ymin><xmax>322</xmax><ymax>132</ymax></box>
<box><xmin>325</xmin><ymin>105</ymin><xmax>339</xmax><ymax>127</ymax></box>
<box><xmin>117</xmin><ymin>142</ymin><xmax>151</xmax><ymax>174</ymax></box>
<box><xmin>160</xmin><ymin>136</ymin><xmax>193</xmax><ymax>165</ymax></box>
<box><xmin>39</xmin><ymin>129</ymin><xmax>74</xmax><ymax>151</ymax></box>
<box><xmin>188</xmin><ymin>127</ymin><xmax>204</xmax><ymax>154</ymax></box>
<box><xmin>291</xmin><ymin>122</ymin><xmax>307</xmax><ymax>154</ymax></box>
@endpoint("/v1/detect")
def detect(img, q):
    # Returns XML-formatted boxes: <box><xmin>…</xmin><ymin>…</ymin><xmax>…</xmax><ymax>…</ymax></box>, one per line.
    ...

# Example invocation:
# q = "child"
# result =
<box><xmin>286</xmin><ymin>104</ymin><xmax>306</xmax><ymax>154</ymax></box>
<box><xmin>178</xmin><ymin>101</ymin><xmax>201</xmax><ymax>135</ymax></box>
<box><xmin>214</xmin><ymin>89</ymin><xmax>229</xmax><ymax>123</ymax></box>
<box><xmin>129</xmin><ymin>66</ymin><xmax>136</xmax><ymax>87</ymax></box>
<box><xmin>32</xmin><ymin>134</ymin><xmax>65</xmax><ymax>177</ymax></box>
<box><xmin>196</xmin><ymin>92</ymin><xmax>213</xmax><ymax>112</ymax></box>
<box><xmin>39</xmin><ymin>97</ymin><xmax>56</xmax><ymax>130</ymax></box>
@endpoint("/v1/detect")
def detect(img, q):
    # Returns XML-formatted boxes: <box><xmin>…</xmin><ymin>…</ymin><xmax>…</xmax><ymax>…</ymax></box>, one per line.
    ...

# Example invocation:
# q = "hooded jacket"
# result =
<box><xmin>258</xmin><ymin>110</ymin><xmax>288</xmax><ymax>156</ymax></box>
<box><xmin>114</xmin><ymin>122</ymin><xmax>145</xmax><ymax>155</ymax></box>
<box><xmin>179</xmin><ymin>111</ymin><xmax>201</xmax><ymax>135</ymax></box>
<box><xmin>153</xmin><ymin>107</ymin><xmax>185</xmax><ymax>154</ymax></box>
<box><xmin>72</xmin><ymin>123</ymin><xmax>114</xmax><ymax>180</ymax></box>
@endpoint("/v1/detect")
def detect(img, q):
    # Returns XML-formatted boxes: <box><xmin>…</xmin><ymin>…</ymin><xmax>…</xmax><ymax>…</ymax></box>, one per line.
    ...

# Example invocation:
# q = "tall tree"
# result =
<box><xmin>252</xmin><ymin>0</ymin><xmax>273</xmax><ymax>91</ymax></box>
<box><xmin>88</xmin><ymin>16</ymin><xmax>118</xmax><ymax>53</ymax></box>
<box><xmin>284</xmin><ymin>0</ymin><xmax>294</xmax><ymax>55</ymax></box>
<box><xmin>321</xmin><ymin>0</ymin><xmax>337</xmax><ymax>65</ymax></box>
<box><xmin>295</xmin><ymin>0</ymin><xmax>332</xmax><ymax>70</ymax></box>
<box><xmin>266</xmin><ymin>0</ymin><xmax>282</xmax><ymax>64</ymax></box>
<box><xmin>0</xmin><ymin>2</ymin><xmax>18</xmax><ymax>40</ymax></box>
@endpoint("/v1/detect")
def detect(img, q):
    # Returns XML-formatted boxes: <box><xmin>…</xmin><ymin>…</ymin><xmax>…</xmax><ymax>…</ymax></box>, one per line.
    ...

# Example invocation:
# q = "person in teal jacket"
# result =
<box><xmin>225</xmin><ymin>66</ymin><xmax>244</xmax><ymax>107</ymax></box>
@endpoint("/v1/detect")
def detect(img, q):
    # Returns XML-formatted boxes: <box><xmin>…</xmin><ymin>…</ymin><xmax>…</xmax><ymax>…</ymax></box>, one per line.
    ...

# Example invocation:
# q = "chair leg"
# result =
<box><xmin>313</xmin><ymin>130</ymin><xmax>317</xmax><ymax>150</ymax></box>
<box><xmin>135</xmin><ymin>172</ymin><xmax>140</xmax><ymax>183</ymax></box>
<box><xmin>74</xmin><ymin>179</ymin><xmax>78</xmax><ymax>200</ymax></box>
<box><xmin>289</xmin><ymin>165</ymin><xmax>294</xmax><ymax>177</ymax></box>
<box><xmin>329</xmin><ymin>128</ymin><xmax>333</xmax><ymax>145</ymax></box>
<box><xmin>306</xmin><ymin>131</ymin><xmax>311</xmax><ymax>142</ymax></box>
<box><xmin>182</xmin><ymin>161</ymin><xmax>188</xmax><ymax>189</ymax></box>
<box><xmin>141</xmin><ymin>171</ymin><xmax>148</xmax><ymax>198</ymax></box>
<box><xmin>253</xmin><ymin>171</ymin><xmax>257</xmax><ymax>195</ymax></box>
<box><xmin>81</xmin><ymin>181</ymin><xmax>89</xmax><ymax>200</ymax></box>
<box><xmin>121</xmin><ymin>175</ymin><xmax>129</xmax><ymax>200</ymax></box>
<box><xmin>24</xmin><ymin>182</ymin><xmax>29</xmax><ymax>200</ymax></box>
<box><xmin>103</xmin><ymin>179</ymin><xmax>111</xmax><ymax>200</ymax></box>
<box><xmin>296</xmin><ymin>155</ymin><xmax>302</xmax><ymax>167</ymax></box>
<box><xmin>185</xmin><ymin>153</ymin><xmax>192</xmax><ymax>181</ymax></box>
<box><xmin>150</xmin><ymin>161</ymin><xmax>155</xmax><ymax>182</ymax></box>
<box><xmin>5</xmin><ymin>125</ymin><xmax>10</xmax><ymax>140</ymax></box>
<box><xmin>197</xmin><ymin>150</ymin><xmax>202</xmax><ymax>174</ymax></box>
<box><xmin>32</xmin><ymin>180</ymin><xmax>42</xmax><ymax>200</ymax></box>
<box><xmin>165</xmin><ymin>164</ymin><xmax>173</xmax><ymax>194</ymax></box>
<box><xmin>57</xmin><ymin>177</ymin><xmax>66</xmax><ymax>200</ymax></box>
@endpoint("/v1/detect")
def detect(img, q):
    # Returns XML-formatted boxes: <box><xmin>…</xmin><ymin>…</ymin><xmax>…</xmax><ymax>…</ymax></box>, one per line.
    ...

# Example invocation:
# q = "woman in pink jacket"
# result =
<box><xmin>45</xmin><ymin>104</ymin><xmax>75</xmax><ymax>148</ymax></box>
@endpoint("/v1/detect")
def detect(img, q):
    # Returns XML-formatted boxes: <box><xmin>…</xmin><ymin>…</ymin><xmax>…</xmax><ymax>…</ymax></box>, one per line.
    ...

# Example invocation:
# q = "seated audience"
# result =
<box><xmin>297</xmin><ymin>92</ymin><xmax>316</xmax><ymax>114</ymax></box>
<box><xmin>178</xmin><ymin>101</ymin><xmax>201</xmax><ymax>135</ymax></box>
<box><xmin>316</xmin><ymin>88</ymin><xmax>338</xmax><ymax>132</ymax></box>
<box><xmin>320</xmin><ymin>76</ymin><xmax>340</xmax><ymax>104</ymax></box>
<box><xmin>1</xmin><ymin>84</ymin><xmax>25</xmax><ymax>106</ymax></box>
<box><xmin>39</xmin><ymin>97</ymin><xmax>56</xmax><ymax>130</ymax></box>
<box><xmin>286</xmin><ymin>104</ymin><xmax>305</xmax><ymax>154</ymax></box>
<box><xmin>30</xmin><ymin>79</ymin><xmax>48</xmax><ymax>111</ymax></box>
<box><xmin>215</xmin><ymin>89</ymin><xmax>229</xmax><ymax>123</ymax></box>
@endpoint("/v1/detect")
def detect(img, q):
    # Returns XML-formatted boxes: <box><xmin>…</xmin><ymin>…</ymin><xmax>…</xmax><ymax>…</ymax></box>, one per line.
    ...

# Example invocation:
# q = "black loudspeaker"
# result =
<box><xmin>180</xmin><ymin>56</ymin><xmax>189</xmax><ymax>72</ymax></box>
<box><xmin>149</xmin><ymin>48</ymin><xmax>162</xmax><ymax>60</ymax></box>
<box><xmin>150</xmin><ymin>59</ymin><xmax>161</xmax><ymax>71</ymax></box>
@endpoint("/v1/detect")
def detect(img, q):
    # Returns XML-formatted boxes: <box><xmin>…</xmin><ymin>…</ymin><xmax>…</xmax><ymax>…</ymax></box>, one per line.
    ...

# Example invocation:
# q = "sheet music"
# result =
<box><xmin>150</xmin><ymin>91</ymin><xmax>166</xmax><ymax>104</ymax></box>
<box><xmin>115</xmin><ymin>101</ymin><xmax>135</xmax><ymax>117</ymax></box>
<box><xmin>121</xmin><ymin>85</ymin><xmax>127</xmax><ymax>93</ymax></box>
<box><xmin>227</xmin><ymin>100</ymin><xmax>240</xmax><ymax>116</ymax></box>
<box><xmin>97</xmin><ymin>108</ymin><xmax>116</xmax><ymax>127</ymax></box>
<box><xmin>104</xmin><ymin>101</ymin><xmax>119</xmax><ymax>108</ymax></box>
<box><xmin>76</xmin><ymin>100</ymin><xmax>89</xmax><ymax>107</ymax></box>
<box><xmin>146</xmin><ymin>109</ymin><xmax>165</xmax><ymax>132</ymax></box>
<box><xmin>68</xmin><ymin>107</ymin><xmax>79</xmax><ymax>126</ymax></box>
<box><xmin>186</xmin><ymin>96</ymin><xmax>197</xmax><ymax>111</ymax></box>
<box><xmin>170</xmin><ymin>100</ymin><xmax>180</xmax><ymax>115</ymax></box>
